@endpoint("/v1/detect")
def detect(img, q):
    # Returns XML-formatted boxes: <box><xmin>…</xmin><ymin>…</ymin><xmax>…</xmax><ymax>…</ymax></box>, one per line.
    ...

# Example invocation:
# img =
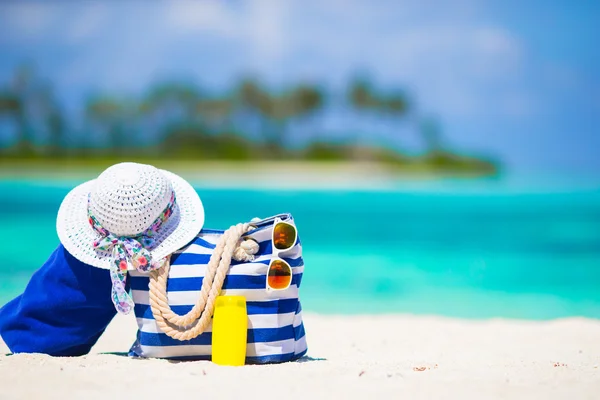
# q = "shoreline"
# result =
<box><xmin>1</xmin><ymin>313</ymin><xmax>599</xmax><ymax>399</ymax></box>
<box><xmin>2</xmin><ymin>162</ymin><xmax>599</xmax><ymax>195</ymax></box>
<box><xmin>0</xmin><ymin>159</ymin><xmax>498</xmax><ymax>185</ymax></box>
<box><xmin>0</xmin><ymin>160</ymin><xmax>490</xmax><ymax>192</ymax></box>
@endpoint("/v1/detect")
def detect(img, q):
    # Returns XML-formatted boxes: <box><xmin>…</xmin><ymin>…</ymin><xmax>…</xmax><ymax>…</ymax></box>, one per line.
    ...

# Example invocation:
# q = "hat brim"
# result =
<box><xmin>56</xmin><ymin>170</ymin><xmax>204</xmax><ymax>270</ymax></box>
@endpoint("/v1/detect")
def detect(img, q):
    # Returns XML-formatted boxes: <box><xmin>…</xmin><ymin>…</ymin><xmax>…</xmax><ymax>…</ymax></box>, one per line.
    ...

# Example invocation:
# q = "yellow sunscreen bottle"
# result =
<box><xmin>212</xmin><ymin>295</ymin><xmax>248</xmax><ymax>366</ymax></box>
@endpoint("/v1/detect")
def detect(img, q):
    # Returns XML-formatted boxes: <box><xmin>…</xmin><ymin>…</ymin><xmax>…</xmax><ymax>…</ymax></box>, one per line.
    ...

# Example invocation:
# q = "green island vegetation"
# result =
<box><xmin>0</xmin><ymin>66</ymin><xmax>499</xmax><ymax>176</ymax></box>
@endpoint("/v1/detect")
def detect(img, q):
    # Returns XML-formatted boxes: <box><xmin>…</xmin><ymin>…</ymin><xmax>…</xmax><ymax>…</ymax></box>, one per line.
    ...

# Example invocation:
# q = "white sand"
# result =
<box><xmin>1</xmin><ymin>314</ymin><xmax>599</xmax><ymax>399</ymax></box>
<box><xmin>0</xmin><ymin>161</ymin><xmax>474</xmax><ymax>190</ymax></box>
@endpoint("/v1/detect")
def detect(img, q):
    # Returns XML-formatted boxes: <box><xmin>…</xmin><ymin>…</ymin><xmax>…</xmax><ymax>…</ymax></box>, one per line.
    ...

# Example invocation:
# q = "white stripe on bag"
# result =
<box><xmin>136</xmin><ymin>312</ymin><xmax>297</xmax><ymax>334</ymax></box>
<box><xmin>294</xmin><ymin>333</ymin><xmax>307</xmax><ymax>355</ymax></box>
<box><xmin>293</xmin><ymin>311</ymin><xmax>303</xmax><ymax>328</ymax></box>
<box><xmin>129</xmin><ymin>263</ymin><xmax>304</xmax><ymax>279</ymax></box>
<box><xmin>131</xmin><ymin>286</ymin><xmax>300</xmax><ymax>305</ymax></box>
<box><xmin>173</xmin><ymin>243</ymin><xmax>303</xmax><ymax>259</ymax></box>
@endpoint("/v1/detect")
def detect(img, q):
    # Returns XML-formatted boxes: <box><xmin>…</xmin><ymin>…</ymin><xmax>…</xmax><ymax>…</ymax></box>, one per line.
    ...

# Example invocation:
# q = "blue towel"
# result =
<box><xmin>0</xmin><ymin>244</ymin><xmax>120</xmax><ymax>356</ymax></box>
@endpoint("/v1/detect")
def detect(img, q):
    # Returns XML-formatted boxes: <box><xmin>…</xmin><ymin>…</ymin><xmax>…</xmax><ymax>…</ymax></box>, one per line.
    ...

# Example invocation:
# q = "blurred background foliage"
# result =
<box><xmin>0</xmin><ymin>65</ymin><xmax>497</xmax><ymax>175</ymax></box>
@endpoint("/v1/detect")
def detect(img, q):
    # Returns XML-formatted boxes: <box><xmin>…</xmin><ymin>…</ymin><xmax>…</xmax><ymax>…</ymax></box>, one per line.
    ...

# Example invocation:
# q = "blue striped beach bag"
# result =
<box><xmin>128</xmin><ymin>213</ymin><xmax>307</xmax><ymax>363</ymax></box>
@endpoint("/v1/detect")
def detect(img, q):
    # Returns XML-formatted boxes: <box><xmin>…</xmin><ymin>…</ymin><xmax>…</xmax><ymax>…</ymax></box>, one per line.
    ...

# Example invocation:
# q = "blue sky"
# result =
<box><xmin>0</xmin><ymin>0</ymin><xmax>598</xmax><ymax>174</ymax></box>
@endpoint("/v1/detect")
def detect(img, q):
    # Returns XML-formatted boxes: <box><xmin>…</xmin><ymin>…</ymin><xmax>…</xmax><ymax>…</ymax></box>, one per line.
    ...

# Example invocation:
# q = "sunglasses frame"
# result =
<box><xmin>266</xmin><ymin>218</ymin><xmax>297</xmax><ymax>292</ymax></box>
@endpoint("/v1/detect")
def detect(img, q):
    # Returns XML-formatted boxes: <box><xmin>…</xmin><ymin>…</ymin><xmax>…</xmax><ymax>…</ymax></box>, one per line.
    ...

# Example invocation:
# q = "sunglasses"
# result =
<box><xmin>266</xmin><ymin>218</ymin><xmax>298</xmax><ymax>291</ymax></box>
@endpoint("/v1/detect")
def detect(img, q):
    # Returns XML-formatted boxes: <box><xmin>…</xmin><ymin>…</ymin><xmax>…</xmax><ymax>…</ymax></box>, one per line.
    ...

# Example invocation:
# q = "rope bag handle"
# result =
<box><xmin>148</xmin><ymin>222</ymin><xmax>258</xmax><ymax>341</ymax></box>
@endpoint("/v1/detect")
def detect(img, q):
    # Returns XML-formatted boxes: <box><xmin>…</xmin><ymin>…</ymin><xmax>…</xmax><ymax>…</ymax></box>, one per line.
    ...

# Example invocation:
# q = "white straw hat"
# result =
<box><xmin>56</xmin><ymin>162</ymin><xmax>204</xmax><ymax>270</ymax></box>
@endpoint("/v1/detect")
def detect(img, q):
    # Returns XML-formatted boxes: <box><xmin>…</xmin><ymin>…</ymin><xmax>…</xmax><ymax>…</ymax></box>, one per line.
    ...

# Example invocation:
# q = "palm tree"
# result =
<box><xmin>195</xmin><ymin>97</ymin><xmax>234</xmax><ymax>133</ymax></box>
<box><xmin>235</xmin><ymin>78</ymin><xmax>324</xmax><ymax>154</ymax></box>
<box><xmin>140</xmin><ymin>82</ymin><xmax>200</xmax><ymax>117</ymax></box>
<box><xmin>349</xmin><ymin>78</ymin><xmax>375</xmax><ymax>109</ymax></box>
<box><xmin>235</xmin><ymin>77</ymin><xmax>272</xmax><ymax>136</ymax></box>
<box><xmin>290</xmin><ymin>85</ymin><xmax>323</xmax><ymax>115</ymax></box>
<box><xmin>348</xmin><ymin>77</ymin><xmax>409</xmax><ymax>115</ymax></box>
<box><xmin>347</xmin><ymin>77</ymin><xmax>411</xmax><ymax>161</ymax></box>
<box><xmin>0</xmin><ymin>66</ymin><xmax>66</xmax><ymax>156</ymax></box>
<box><xmin>85</xmin><ymin>97</ymin><xmax>129</xmax><ymax>152</ymax></box>
<box><xmin>38</xmin><ymin>84</ymin><xmax>65</xmax><ymax>157</ymax></box>
<box><xmin>0</xmin><ymin>66</ymin><xmax>36</xmax><ymax>154</ymax></box>
<box><xmin>139</xmin><ymin>82</ymin><xmax>206</xmax><ymax>152</ymax></box>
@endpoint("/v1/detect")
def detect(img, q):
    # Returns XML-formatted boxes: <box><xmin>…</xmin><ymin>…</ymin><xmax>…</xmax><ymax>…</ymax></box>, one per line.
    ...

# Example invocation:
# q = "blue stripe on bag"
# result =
<box><xmin>133</xmin><ymin>298</ymin><xmax>300</xmax><ymax>320</ymax></box>
<box><xmin>294</xmin><ymin>322</ymin><xmax>305</xmax><ymax>341</ymax></box>
<box><xmin>163</xmin><ymin>351</ymin><xmax>305</xmax><ymax>364</ymax></box>
<box><xmin>247</xmin><ymin>350</ymin><xmax>306</xmax><ymax>364</ymax></box>
<box><xmin>128</xmin><ymin>273</ymin><xmax>303</xmax><ymax>292</ymax></box>
<box><xmin>295</xmin><ymin>273</ymin><xmax>304</xmax><ymax>288</ymax></box>
<box><xmin>192</xmin><ymin>237</ymin><xmax>216</xmax><ymax>249</ymax></box>
<box><xmin>171</xmin><ymin>253</ymin><xmax>303</xmax><ymax>267</ymax></box>
<box><xmin>291</xmin><ymin>348</ymin><xmax>307</xmax><ymax>360</ymax></box>
<box><xmin>139</xmin><ymin>325</ymin><xmax>295</xmax><ymax>347</ymax></box>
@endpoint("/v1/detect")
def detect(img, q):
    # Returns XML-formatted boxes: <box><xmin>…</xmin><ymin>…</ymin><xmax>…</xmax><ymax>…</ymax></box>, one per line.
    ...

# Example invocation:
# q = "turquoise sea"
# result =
<box><xmin>1</xmin><ymin>175</ymin><xmax>599</xmax><ymax>320</ymax></box>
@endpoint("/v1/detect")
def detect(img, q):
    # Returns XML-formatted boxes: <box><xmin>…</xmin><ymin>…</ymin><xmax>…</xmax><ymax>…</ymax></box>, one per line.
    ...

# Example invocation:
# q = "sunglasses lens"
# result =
<box><xmin>267</xmin><ymin>260</ymin><xmax>292</xmax><ymax>290</ymax></box>
<box><xmin>273</xmin><ymin>222</ymin><xmax>296</xmax><ymax>250</ymax></box>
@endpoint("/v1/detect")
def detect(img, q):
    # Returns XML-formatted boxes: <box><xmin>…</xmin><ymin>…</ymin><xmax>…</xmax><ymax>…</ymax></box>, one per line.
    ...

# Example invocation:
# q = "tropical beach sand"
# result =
<box><xmin>0</xmin><ymin>160</ymin><xmax>487</xmax><ymax>190</ymax></box>
<box><xmin>1</xmin><ymin>314</ymin><xmax>599</xmax><ymax>399</ymax></box>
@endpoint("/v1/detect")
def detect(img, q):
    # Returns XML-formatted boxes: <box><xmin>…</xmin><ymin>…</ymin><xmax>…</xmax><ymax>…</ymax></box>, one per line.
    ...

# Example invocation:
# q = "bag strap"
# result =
<box><xmin>148</xmin><ymin>223</ymin><xmax>257</xmax><ymax>341</ymax></box>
